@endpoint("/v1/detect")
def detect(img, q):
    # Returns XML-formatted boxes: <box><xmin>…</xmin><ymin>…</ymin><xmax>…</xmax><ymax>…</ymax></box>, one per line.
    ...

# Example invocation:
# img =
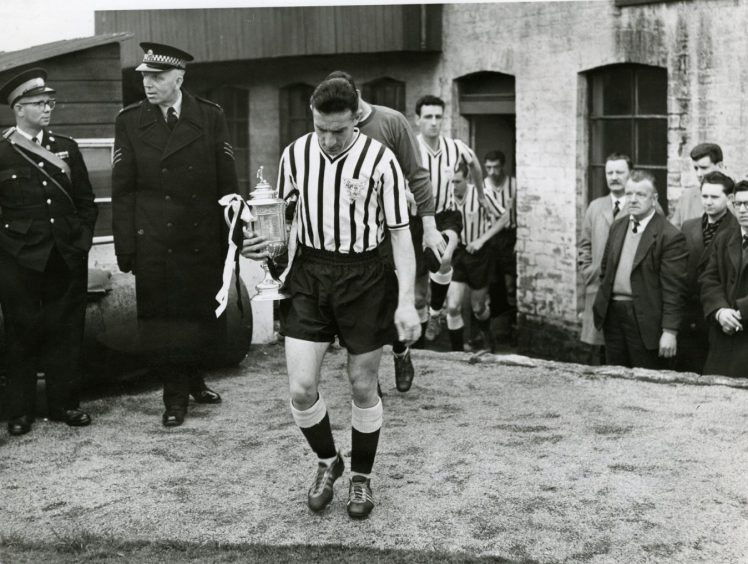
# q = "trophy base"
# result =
<box><xmin>251</xmin><ymin>289</ymin><xmax>290</xmax><ymax>302</ymax></box>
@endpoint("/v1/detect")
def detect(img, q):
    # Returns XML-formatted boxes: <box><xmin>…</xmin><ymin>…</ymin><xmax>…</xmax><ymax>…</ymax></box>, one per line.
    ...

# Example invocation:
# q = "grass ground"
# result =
<box><xmin>1</xmin><ymin>344</ymin><xmax>746</xmax><ymax>563</ymax></box>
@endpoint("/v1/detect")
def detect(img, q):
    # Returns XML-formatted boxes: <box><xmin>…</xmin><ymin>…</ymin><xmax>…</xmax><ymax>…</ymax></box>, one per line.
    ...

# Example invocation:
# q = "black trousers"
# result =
<box><xmin>136</xmin><ymin>317</ymin><xmax>226</xmax><ymax>409</ymax></box>
<box><xmin>0</xmin><ymin>247</ymin><xmax>87</xmax><ymax>419</ymax></box>
<box><xmin>603</xmin><ymin>300</ymin><xmax>665</xmax><ymax>370</ymax></box>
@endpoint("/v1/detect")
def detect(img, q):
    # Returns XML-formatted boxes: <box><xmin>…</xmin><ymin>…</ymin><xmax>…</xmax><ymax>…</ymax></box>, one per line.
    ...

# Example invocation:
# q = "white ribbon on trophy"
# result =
<box><xmin>215</xmin><ymin>194</ymin><xmax>254</xmax><ymax>317</ymax></box>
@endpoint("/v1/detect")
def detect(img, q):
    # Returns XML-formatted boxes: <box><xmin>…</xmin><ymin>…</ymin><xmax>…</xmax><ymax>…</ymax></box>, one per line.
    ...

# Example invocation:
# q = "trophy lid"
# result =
<box><xmin>251</xmin><ymin>166</ymin><xmax>276</xmax><ymax>199</ymax></box>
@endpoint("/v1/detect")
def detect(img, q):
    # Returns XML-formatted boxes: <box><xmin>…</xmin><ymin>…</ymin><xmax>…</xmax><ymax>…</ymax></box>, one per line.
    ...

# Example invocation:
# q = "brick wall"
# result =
<box><xmin>437</xmin><ymin>0</ymin><xmax>748</xmax><ymax>362</ymax></box>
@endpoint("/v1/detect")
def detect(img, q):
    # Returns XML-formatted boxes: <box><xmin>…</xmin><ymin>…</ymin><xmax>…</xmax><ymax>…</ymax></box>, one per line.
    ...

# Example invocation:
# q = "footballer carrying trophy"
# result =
<box><xmin>247</xmin><ymin>166</ymin><xmax>289</xmax><ymax>301</ymax></box>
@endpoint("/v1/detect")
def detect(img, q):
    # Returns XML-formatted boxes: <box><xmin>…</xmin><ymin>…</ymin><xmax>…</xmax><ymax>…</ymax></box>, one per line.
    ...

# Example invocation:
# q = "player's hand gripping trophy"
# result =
<box><xmin>246</xmin><ymin>166</ymin><xmax>290</xmax><ymax>301</ymax></box>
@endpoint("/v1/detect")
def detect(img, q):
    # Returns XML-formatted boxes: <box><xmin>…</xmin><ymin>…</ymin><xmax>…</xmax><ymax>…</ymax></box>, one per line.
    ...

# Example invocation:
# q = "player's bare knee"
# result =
<box><xmin>289</xmin><ymin>380</ymin><xmax>318</xmax><ymax>410</ymax></box>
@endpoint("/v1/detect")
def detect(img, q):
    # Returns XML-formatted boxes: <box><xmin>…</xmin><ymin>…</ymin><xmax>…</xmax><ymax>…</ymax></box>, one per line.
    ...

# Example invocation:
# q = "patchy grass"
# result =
<box><xmin>0</xmin><ymin>537</ymin><xmax>528</xmax><ymax>564</ymax></box>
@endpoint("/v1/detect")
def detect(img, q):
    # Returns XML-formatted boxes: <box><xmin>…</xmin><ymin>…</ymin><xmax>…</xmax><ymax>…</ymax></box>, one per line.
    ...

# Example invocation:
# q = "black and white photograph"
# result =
<box><xmin>0</xmin><ymin>0</ymin><xmax>746</xmax><ymax>562</ymax></box>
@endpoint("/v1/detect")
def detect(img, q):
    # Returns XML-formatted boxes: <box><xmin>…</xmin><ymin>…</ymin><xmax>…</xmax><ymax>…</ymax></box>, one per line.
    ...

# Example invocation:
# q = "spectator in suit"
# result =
<box><xmin>698</xmin><ymin>180</ymin><xmax>748</xmax><ymax>377</ymax></box>
<box><xmin>593</xmin><ymin>171</ymin><xmax>688</xmax><ymax>369</ymax></box>
<box><xmin>578</xmin><ymin>152</ymin><xmax>632</xmax><ymax>357</ymax></box>
<box><xmin>671</xmin><ymin>143</ymin><xmax>723</xmax><ymax>229</ymax></box>
<box><xmin>678</xmin><ymin>171</ymin><xmax>737</xmax><ymax>374</ymax></box>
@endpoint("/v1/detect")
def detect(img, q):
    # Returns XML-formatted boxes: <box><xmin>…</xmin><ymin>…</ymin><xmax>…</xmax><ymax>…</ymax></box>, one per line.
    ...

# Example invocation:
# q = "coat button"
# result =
<box><xmin>193</xmin><ymin>248</ymin><xmax>200</xmax><ymax>253</ymax></box>
<box><xmin>42</xmin><ymin>181</ymin><xmax>47</xmax><ymax>186</ymax></box>
<box><xmin>137</xmin><ymin>229</ymin><xmax>144</xmax><ymax>235</ymax></box>
<box><xmin>193</xmin><ymin>221</ymin><xmax>199</xmax><ymax>227</ymax></box>
<box><xmin>50</xmin><ymin>218</ymin><xmax>55</xmax><ymax>224</ymax></box>
<box><xmin>167</xmin><ymin>222</ymin><xmax>173</xmax><ymax>228</ymax></box>
<box><xmin>46</xmin><ymin>199</ymin><xmax>52</xmax><ymax>204</ymax></box>
<box><xmin>38</xmin><ymin>162</ymin><xmax>44</xmax><ymax>167</ymax></box>
<box><xmin>191</xmin><ymin>194</ymin><xmax>197</xmax><ymax>199</ymax></box>
<box><xmin>4</xmin><ymin>224</ymin><xmax>8</xmax><ymax>228</ymax></box>
<box><xmin>165</xmin><ymin>195</ymin><xmax>171</xmax><ymax>201</ymax></box>
<box><xmin>162</xmin><ymin>168</ymin><xmax>168</xmax><ymax>174</ymax></box>
<box><xmin>188</xmin><ymin>166</ymin><xmax>193</xmax><ymax>171</ymax></box>
<box><xmin>11</xmin><ymin>174</ymin><xmax>16</xmax><ymax>179</ymax></box>
<box><xmin>167</xmin><ymin>248</ymin><xmax>173</xmax><ymax>254</ymax></box>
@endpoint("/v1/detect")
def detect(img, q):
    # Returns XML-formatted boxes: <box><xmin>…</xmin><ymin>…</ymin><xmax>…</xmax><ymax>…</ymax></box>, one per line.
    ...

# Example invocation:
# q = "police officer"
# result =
<box><xmin>112</xmin><ymin>43</ymin><xmax>239</xmax><ymax>427</ymax></box>
<box><xmin>0</xmin><ymin>68</ymin><xmax>98</xmax><ymax>436</ymax></box>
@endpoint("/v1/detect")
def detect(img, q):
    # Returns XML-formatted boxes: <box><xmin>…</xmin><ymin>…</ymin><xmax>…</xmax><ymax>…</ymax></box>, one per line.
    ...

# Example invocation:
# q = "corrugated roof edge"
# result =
<box><xmin>0</xmin><ymin>33</ymin><xmax>134</xmax><ymax>73</ymax></box>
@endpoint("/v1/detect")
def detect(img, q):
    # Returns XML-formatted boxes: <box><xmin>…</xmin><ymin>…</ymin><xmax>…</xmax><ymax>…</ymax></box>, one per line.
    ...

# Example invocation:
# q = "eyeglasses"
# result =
<box><xmin>734</xmin><ymin>201</ymin><xmax>748</xmax><ymax>210</ymax></box>
<box><xmin>17</xmin><ymin>99</ymin><xmax>56</xmax><ymax>110</ymax></box>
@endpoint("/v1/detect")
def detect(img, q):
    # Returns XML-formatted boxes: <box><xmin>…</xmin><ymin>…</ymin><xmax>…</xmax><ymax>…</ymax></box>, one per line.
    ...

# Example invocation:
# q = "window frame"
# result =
<box><xmin>362</xmin><ymin>77</ymin><xmax>406</xmax><ymax>114</ymax></box>
<box><xmin>587</xmin><ymin>64</ymin><xmax>668</xmax><ymax>209</ymax></box>
<box><xmin>279</xmin><ymin>83</ymin><xmax>315</xmax><ymax>152</ymax></box>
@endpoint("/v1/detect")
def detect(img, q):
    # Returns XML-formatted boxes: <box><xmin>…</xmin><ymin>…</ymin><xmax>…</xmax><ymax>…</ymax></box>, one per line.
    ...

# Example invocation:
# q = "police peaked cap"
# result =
<box><xmin>136</xmin><ymin>42</ymin><xmax>194</xmax><ymax>72</ymax></box>
<box><xmin>0</xmin><ymin>68</ymin><xmax>56</xmax><ymax>107</ymax></box>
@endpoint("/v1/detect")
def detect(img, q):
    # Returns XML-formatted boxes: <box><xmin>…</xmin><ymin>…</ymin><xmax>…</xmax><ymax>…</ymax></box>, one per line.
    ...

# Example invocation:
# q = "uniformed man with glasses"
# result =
<box><xmin>0</xmin><ymin>68</ymin><xmax>98</xmax><ymax>436</ymax></box>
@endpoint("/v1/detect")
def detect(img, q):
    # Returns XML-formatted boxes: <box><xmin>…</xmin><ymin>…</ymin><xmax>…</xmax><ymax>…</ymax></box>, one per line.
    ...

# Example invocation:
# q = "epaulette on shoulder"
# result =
<box><xmin>118</xmin><ymin>100</ymin><xmax>144</xmax><ymax>115</ymax></box>
<box><xmin>47</xmin><ymin>130</ymin><xmax>74</xmax><ymax>141</ymax></box>
<box><xmin>195</xmin><ymin>96</ymin><xmax>223</xmax><ymax>112</ymax></box>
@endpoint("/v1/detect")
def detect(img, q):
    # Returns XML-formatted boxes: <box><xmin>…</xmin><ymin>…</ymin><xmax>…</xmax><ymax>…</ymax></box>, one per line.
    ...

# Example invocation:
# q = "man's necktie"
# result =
<box><xmin>632</xmin><ymin>219</ymin><xmax>641</xmax><ymax>234</ymax></box>
<box><xmin>743</xmin><ymin>234</ymin><xmax>748</xmax><ymax>250</ymax></box>
<box><xmin>166</xmin><ymin>107</ymin><xmax>178</xmax><ymax>131</ymax></box>
<box><xmin>613</xmin><ymin>200</ymin><xmax>620</xmax><ymax>218</ymax></box>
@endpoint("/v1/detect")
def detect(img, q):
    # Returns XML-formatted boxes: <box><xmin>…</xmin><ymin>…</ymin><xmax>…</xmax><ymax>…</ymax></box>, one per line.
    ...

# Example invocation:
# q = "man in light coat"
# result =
<box><xmin>578</xmin><ymin>153</ymin><xmax>632</xmax><ymax>355</ymax></box>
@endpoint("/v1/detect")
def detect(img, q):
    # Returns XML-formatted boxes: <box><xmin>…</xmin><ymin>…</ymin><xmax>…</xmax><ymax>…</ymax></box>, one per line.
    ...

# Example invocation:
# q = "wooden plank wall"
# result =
<box><xmin>96</xmin><ymin>5</ymin><xmax>442</xmax><ymax>68</ymax></box>
<box><xmin>0</xmin><ymin>42</ymin><xmax>123</xmax><ymax>139</ymax></box>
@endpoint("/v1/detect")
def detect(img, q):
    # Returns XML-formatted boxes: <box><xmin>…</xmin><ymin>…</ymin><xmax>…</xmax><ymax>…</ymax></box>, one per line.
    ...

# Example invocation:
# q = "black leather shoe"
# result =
<box><xmin>190</xmin><ymin>388</ymin><xmax>222</xmax><ymax>404</ymax></box>
<box><xmin>49</xmin><ymin>409</ymin><xmax>92</xmax><ymax>427</ymax></box>
<box><xmin>162</xmin><ymin>406</ymin><xmax>186</xmax><ymax>427</ymax></box>
<box><xmin>8</xmin><ymin>415</ymin><xmax>32</xmax><ymax>436</ymax></box>
<box><xmin>394</xmin><ymin>349</ymin><xmax>415</xmax><ymax>392</ymax></box>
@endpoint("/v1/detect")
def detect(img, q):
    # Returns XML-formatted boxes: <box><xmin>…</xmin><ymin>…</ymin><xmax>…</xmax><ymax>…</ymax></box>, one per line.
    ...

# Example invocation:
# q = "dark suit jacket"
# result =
<box><xmin>681</xmin><ymin>213</ymin><xmax>739</xmax><ymax>330</ymax></box>
<box><xmin>593</xmin><ymin>213</ymin><xmax>688</xmax><ymax>350</ymax></box>
<box><xmin>698</xmin><ymin>226</ymin><xmax>748</xmax><ymax>377</ymax></box>
<box><xmin>0</xmin><ymin>129</ymin><xmax>97</xmax><ymax>271</ymax></box>
<box><xmin>112</xmin><ymin>90</ymin><xmax>238</xmax><ymax>320</ymax></box>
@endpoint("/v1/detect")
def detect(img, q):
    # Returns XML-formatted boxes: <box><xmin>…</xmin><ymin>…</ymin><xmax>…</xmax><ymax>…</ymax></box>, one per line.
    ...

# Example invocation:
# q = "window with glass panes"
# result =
<box><xmin>279</xmin><ymin>83</ymin><xmax>314</xmax><ymax>151</ymax></box>
<box><xmin>206</xmin><ymin>86</ymin><xmax>250</xmax><ymax>196</ymax></box>
<box><xmin>588</xmin><ymin>64</ymin><xmax>668</xmax><ymax>210</ymax></box>
<box><xmin>362</xmin><ymin>77</ymin><xmax>405</xmax><ymax>114</ymax></box>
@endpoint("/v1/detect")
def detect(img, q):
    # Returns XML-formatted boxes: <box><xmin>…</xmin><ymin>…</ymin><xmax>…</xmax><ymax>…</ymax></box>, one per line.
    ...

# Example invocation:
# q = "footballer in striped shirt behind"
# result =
<box><xmin>414</xmin><ymin>95</ymin><xmax>487</xmax><ymax>344</ymax></box>
<box><xmin>246</xmin><ymin>76</ymin><xmax>421</xmax><ymax>519</ymax></box>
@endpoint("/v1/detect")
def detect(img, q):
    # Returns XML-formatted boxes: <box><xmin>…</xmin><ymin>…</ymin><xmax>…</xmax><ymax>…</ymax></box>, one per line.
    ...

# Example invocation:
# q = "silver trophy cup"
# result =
<box><xmin>248</xmin><ymin>167</ymin><xmax>289</xmax><ymax>301</ymax></box>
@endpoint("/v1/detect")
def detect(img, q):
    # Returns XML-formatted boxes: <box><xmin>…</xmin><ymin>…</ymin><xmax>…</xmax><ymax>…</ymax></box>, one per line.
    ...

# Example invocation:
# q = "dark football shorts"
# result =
<box><xmin>490</xmin><ymin>228</ymin><xmax>517</xmax><ymax>276</ymax></box>
<box><xmin>280</xmin><ymin>246</ymin><xmax>397</xmax><ymax>355</ymax></box>
<box><xmin>452</xmin><ymin>244</ymin><xmax>494</xmax><ymax>289</ymax></box>
<box><xmin>435</xmin><ymin>209</ymin><xmax>463</xmax><ymax>237</ymax></box>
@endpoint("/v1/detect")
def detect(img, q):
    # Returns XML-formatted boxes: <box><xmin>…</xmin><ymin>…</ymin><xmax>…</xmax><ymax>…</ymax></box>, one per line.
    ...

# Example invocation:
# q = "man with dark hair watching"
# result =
<box><xmin>671</xmin><ymin>143</ymin><xmax>724</xmax><ymax>229</ymax></box>
<box><xmin>251</xmin><ymin>76</ymin><xmax>420</xmax><ymax>519</ymax></box>
<box><xmin>578</xmin><ymin>152</ymin><xmax>633</xmax><ymax>359</ymax></box>
<box><xmin>484</xmin><ymin>150</ymin><xmax>517</xmax><ymax>344</ymax></box>
<box><xmin>593</xmin><ymin>170</ymin><xmax>688</xmax><ymax>369</ymax></box>
<box><xmin>699</xmin><ymin>179</ymin><xmax>748</xmax><ymax>377</ymax></box>
<box><xmin>678</xmin><ymin>171</ymin><xmax>737</xmax><ymax>373</ymax></box>
<box><xmin>414</xmin><ymin>94</ymin><xmax>486</xmax><ymax>343</ymax></box>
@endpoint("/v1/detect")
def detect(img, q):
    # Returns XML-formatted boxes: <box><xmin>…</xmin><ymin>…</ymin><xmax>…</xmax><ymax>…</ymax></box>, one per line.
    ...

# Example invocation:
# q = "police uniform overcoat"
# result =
<box><xmin>112</xmin><ymin>90</ymin><xmax>238</xmax><ymax>321</ymax></box>
<box><xmin>0</xmin><ymin>129</ymin><xmax>97</xmax><ymax>268</ymax></box>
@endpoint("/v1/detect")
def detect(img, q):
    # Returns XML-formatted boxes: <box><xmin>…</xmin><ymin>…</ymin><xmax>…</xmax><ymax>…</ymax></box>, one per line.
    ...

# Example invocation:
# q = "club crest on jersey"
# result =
<box><xmin>343</xmin><ymin>177</ymin><xmax>367</xmax><ymax>201</ymax></box>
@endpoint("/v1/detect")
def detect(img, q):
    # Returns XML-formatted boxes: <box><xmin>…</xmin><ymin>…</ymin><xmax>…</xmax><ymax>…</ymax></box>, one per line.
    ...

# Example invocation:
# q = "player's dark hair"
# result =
<box><xmin>454</xmin><ymin>160</ymin><xmax>469</xmax><ymax>178</ymax></box>
<box><xmin>310</xmin><ymin>77</ymin><xmax>358</xmax><ymax>114</ymax></box>
<box><xmin>605</xmin><ymin>152</ymin><xmax>633</xmax><ymax>171</ymax></box>
<box><xmin>325</xmin><ymin>70</ymin><xmax>357</xmax><ymax>93</ymax></box>
<box><xmin>484</xmin><ymin>150</ymin><xmax>506</xmax><ymax>166</ymax></box>
<box><xmin>701</xmin><ymin>171</ymin><xmax>735</xmax><ymax>195</ymax></box>
<box><xmin>415</xmin><ymin>95</ymin><xmax>445</xmax><ymax>116</ymax></box>
<box><xmin>733</xmin><ymin>179</ymin><xmax>748</xmax><ymax>195</ymax></box>
<box><xmin>690</xmin><ymin>143</ymin><xmax>723</xmax><ymax>164</ymax></box>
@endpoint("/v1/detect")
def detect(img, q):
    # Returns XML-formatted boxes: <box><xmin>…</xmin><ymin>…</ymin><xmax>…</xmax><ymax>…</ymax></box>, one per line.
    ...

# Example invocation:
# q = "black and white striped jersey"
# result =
<box><xmin>278</xmin><ymin>130</ymin><xmax>409</xmax><ymax>253</ymax></box>
<box><xmin>455</xmin><ymin>184</ymin><xmax>505</xmax><ymax>245</ymax></box>
<box><xmin>417</xmin><ymin>134</ymin><xmax>474</xmax><ymax>214</ymax></box>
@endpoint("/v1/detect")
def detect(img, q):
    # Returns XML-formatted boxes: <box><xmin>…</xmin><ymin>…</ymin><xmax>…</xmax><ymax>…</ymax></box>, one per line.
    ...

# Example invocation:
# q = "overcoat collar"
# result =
<box><xmin>136</xmin><ymin>89</ymin><xmax>203</xmax><ymax>160</ymax></box>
